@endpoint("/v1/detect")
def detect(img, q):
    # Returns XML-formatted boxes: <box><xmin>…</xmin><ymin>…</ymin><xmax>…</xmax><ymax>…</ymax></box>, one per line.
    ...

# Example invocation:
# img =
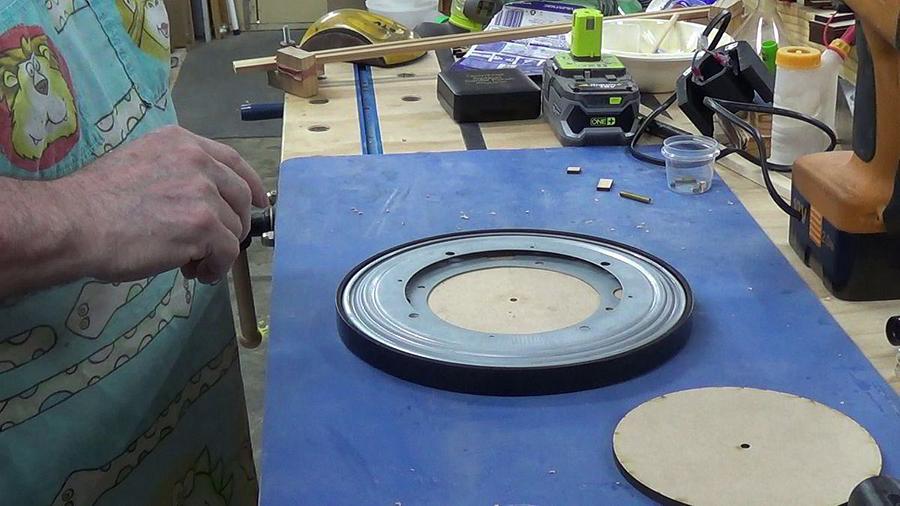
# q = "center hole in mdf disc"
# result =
<box><xmin>427</xmin><ymin>267</ymin><xmax>604</xmax><ymax>334</ymax></box>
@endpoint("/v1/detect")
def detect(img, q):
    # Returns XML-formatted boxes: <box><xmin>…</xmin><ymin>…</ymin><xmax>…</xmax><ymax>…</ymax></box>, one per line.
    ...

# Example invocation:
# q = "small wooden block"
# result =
<box><xmin>276</xmin><ymin>46</ymin><xmax>315</xmax><ymax>71</ymax></box>
<box><xmin>567</xmin><ymin>166</ymin><xmax>582</xmax><ymax>174</ymax></box>
<box><xmin>596</xmin><ymin>178</ymin><xmax>614</xmax><ymax>191</ymax></box>
<box><xmin>271</xmin><ymin>47</ymin><xmax>319</xmax><ymax>98</ymax></box>
<box><xmin>267</xmin><ymin>70</ymin><xmax>318</xmax><ymax>98</ymax></box>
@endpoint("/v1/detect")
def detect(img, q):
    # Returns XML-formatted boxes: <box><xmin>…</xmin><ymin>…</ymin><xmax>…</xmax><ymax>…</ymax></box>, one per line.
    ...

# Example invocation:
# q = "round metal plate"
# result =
<box><xmin>336</xmin><ymin>230</ymin><xmax>693</xmax><ymax>395</ymax></box>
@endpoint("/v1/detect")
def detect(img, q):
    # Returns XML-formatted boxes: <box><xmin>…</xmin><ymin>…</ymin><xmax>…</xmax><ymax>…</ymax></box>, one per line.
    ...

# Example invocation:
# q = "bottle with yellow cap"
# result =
<box><xmin>769</xmin><ymin>44</ymin><xmax>843</xmax><ymax>165</ymax></box>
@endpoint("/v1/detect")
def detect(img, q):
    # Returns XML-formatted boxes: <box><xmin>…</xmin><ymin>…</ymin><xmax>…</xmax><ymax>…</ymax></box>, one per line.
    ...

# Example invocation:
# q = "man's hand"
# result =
<box><xmin>54</xmin><ymin>125</ymin><xmax>268</xmax><ymax>285</ymax></box>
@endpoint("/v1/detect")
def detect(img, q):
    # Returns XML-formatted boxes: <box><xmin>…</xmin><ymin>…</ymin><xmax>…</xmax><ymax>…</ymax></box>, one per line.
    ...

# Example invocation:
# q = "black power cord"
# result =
<box><xmin>627</xmin><ymin>10</ymin><xmax>733</xmax><ymax>166</ymax></box>
<box><xmin>629</xmin><ymin>94</ymin><xmax>833</xmax><ymax>220</ymax></box>
<box><xmin>710</xmin><ymin>98</ymin><xmax>839</xmax><ymax>168</ymax></box>
<box><xmin>704</xmin><ymin>10</ymin><xmax>732</xmax><ymax>49</ymax></box>
<box><xmin>630</xmin><ymin>96</ymin><xmax>838</xmax><ymax>167</ymax></box>
<box><xmin>623</xmin><ymin>10</ymin><xmax>838</xmax><ymax>220</ymax></box>
<box><xmin>702</xmin><ymin>97</ymin><xmax>802</xmax><ymax>220</ymax></box>
<box><xmin>627</xmin><ymin>94</ymin><xmax>746</xmax><ymax>167</ymax></box>
<box><xmin>628</xmin><ymin>92</ymin><xmax>678</xmax><ymax>165</ymax></box>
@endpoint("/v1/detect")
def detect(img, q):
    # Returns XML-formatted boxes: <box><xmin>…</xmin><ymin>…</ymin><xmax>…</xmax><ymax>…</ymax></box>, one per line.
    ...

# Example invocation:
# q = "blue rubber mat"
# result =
<box><xmin>264</xmin><ymin>146</ymin><xmax>899</xmax><ymax>504</ymax></box>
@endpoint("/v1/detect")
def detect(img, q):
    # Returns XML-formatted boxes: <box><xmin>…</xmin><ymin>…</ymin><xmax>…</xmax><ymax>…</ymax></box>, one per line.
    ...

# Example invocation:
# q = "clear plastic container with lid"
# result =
<box><xmin>661</xmin><ymin>135</ymin><xmax>721</xmax><ymax>195</ymax></box>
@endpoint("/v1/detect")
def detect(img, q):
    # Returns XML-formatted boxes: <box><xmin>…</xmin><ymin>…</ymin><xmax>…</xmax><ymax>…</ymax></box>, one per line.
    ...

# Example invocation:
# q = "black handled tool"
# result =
<box><xmin>887</xmin><ymin>315</ymin><xmax>900</xmax><ymax>346</ymax></box>
<box><xmin>848</xmin><ymin>475</ymin><xmax>900</xmax><ymax>506</ymax></box>
<box><xmin>232</xmin><ymin>191</ymin><xmax>276</xmax><ymax>348</ymax></box>
<box><xmin>239</xmin><ymin>102</ymin><xmax>284</xmax><ymax>122</ymax></box>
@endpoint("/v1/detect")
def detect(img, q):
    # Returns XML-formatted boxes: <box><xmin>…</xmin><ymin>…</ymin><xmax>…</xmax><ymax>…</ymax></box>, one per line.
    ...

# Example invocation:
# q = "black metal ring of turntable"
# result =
<box><xmin>336</xmin><ymin>229</ymin><xmax>693</xmax><ymax>395</ymax></box>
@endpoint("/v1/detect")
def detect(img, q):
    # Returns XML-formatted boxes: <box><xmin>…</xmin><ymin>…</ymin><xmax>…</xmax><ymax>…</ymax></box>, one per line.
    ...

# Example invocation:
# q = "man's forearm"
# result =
<box><xmin>0</xmin><ymin>176</ymin><xmax>94</xmax><ymax>298</ymax></box>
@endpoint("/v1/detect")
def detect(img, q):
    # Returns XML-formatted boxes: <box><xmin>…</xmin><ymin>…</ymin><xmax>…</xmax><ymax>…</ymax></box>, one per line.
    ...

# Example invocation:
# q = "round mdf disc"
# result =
<box><xmin>428</xmin><ymin>267</ymin><xmax>602</xmax><ymax>334</ymax></box>
<box><xmin>613</xmin><ymin>387</ymin><xmax>883</xmax><ymax>506</ymax></box>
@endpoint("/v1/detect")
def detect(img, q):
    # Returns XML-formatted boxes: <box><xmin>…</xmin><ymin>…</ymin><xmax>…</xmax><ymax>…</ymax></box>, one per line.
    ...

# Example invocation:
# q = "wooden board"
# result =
<box><xmin>372</xmin><ymin>57</ymin><xmax>465</xmax><ymax>153</ymax></box>
<box><xmin>279</xmin><ymin>62</ymin><xmax>359</xmax><ymax>160</ymax></box>
<box><xmin>428</xmin><ymin>267</ymin><xmax>602</xmax><ymax>334</ymax></box>
<box><xmin>613</xmin><ymin>387</ymin><xmax>883</xmax><ymax>505</ymax></box>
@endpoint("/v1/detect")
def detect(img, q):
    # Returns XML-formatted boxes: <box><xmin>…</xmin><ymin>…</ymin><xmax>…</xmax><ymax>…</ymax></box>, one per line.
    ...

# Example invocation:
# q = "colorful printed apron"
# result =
<box><xmin>0</xmin><ymin>1</ymin><xmax>258</xmax><ymax>504</ymax></box>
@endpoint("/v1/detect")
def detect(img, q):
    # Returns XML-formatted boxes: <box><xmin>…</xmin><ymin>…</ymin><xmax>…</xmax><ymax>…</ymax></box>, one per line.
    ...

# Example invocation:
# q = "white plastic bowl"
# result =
<box><xmin>366</xmin><ymin>0</ymin><xmax>440</xmax><ymax>30</ymax></box>
<box><xmin>600</xmin><ymin>19</ymin><xmax>733</xmax><ymax>93</ymax></box>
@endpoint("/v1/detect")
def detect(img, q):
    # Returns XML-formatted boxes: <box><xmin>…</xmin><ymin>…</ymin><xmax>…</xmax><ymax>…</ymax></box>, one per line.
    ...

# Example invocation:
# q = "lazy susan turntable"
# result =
<box><xmin>337</xmin><ymin>230</ymin><xmax>693</xmax><ymax>395</ymax></box>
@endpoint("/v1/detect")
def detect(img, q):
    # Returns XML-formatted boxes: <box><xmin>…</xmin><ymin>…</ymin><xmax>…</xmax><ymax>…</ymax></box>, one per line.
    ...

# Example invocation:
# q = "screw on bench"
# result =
<box><xmin>280</xmin><ymin>26</ymin><xmax>295</xmax><ymax>47</ymax></box>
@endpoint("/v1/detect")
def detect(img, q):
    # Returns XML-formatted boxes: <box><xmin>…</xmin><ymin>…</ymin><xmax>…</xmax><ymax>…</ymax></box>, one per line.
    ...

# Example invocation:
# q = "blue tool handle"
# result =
<box><xmin>240</xmin><ymin>102</ymin><xmax>284</xmax><ymax>121</ymax></box>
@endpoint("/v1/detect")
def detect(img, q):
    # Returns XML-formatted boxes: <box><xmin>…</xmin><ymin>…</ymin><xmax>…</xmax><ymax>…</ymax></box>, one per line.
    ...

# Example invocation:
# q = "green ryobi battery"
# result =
<box><xmin>542</xmin><ymin>8</ymin><xmax>640</xmax><ymax>146</ymax></box>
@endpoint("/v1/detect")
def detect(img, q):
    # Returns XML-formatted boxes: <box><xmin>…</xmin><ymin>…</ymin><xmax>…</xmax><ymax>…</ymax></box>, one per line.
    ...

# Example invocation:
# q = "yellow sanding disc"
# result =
<box><xmin>613</xmin><ymin>387</ymin><xmax>882</xmax><ymax>505</ymax></box>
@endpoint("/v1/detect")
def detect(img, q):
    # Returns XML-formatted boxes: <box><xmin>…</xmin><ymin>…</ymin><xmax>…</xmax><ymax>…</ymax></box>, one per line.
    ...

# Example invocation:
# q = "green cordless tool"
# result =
<box><xmin>447</xmin><ymin>0</ymin><xmax>502</xmax><ymax>32</ymax></box>
<box><xmin>542</xmin><ymin>8</ymin><xmax>640</xmax><ymax>146</ymax></box>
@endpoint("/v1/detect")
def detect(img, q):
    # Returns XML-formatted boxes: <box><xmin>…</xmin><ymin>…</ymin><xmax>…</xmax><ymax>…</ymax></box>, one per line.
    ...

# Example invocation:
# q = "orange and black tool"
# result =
<box><xmin>790</xmin><ymin>0</ymin><xmax>900</xmax><ymax>301</ymax></box>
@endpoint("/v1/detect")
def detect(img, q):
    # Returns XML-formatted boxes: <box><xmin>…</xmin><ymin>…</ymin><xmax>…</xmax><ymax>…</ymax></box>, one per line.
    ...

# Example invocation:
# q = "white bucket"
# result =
<box><xmin>365</xmin><ymin>0</ymin><xmax>440</xmax><ymax>29</ymax></box>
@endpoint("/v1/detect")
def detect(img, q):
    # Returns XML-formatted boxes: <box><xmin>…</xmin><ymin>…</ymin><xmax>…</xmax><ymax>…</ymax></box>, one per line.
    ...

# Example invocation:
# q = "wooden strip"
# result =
<box><xmin>309</xmin><ymin>5</ymin><xmax>708</xmax><ymax>64</ymax></box>
<box><xmin>233</xmin><ymin>7</ymin><xmax>711</xmax><ymax>74</ymax></box>
<box><xmin>233</xmin><ymin>56</ymin><xmax>275</xmax><ymax>73</ymax></box>
<box><xmin>315</xmin><ymin>7</ymin><xmax>711</xmax><ymax>65</ymax></box>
